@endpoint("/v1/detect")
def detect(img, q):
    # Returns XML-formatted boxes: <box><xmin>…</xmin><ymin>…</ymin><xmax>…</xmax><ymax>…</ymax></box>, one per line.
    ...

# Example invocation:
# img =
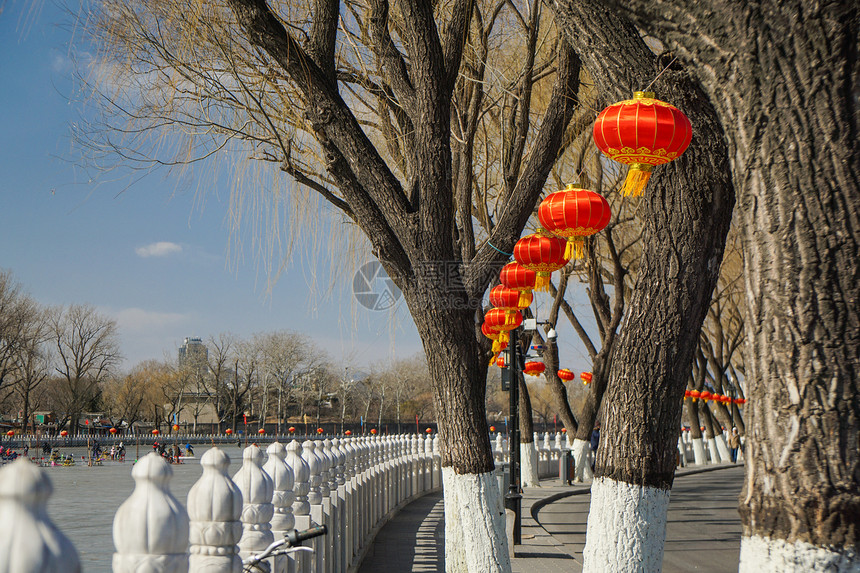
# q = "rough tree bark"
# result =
<box><xmin>596</xmin><ymin>0</ymin><xmax>860</xmax><ymax>569</ymax></box>
<box><xmin>549</xmin><ymin>0</ymin><xmax>735</xmax><ymax>569</ymax></box>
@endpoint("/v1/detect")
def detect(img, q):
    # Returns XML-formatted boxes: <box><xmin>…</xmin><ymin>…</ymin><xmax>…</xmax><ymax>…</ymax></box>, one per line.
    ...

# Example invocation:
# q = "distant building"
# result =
<box><xmin>178</xmin><ymin>337</ymin><xmax>208</xmax><ymax>369</ymax></box>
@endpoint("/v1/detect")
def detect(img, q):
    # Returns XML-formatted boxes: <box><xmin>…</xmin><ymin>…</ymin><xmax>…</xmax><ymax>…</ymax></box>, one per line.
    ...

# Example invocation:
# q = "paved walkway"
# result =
<box><xmin>358</xmin><ymin>464</ymin><xmax>744</xmax><ymax>572</ymax></box>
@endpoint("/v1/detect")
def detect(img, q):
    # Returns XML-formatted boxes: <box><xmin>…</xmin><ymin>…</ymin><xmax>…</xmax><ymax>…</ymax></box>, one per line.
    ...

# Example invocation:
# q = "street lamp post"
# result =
<box><xmin>505</xmin><ymin>328</ymin><xmax>522</xmax><ymax>545</ymax></box>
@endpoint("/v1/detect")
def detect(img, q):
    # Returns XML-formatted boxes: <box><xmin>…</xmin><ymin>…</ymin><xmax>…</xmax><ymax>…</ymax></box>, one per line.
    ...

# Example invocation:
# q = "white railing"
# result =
<box><xmin>0</xmin><ymin>432</ymin><xmax>570</xmax><ymax>573</ymax></box>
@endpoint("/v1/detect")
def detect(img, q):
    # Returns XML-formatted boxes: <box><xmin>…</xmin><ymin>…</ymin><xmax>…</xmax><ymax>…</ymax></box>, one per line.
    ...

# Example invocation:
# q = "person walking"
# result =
<box><xmin>729</xmin><ymin>427</ymin><xmax>741</xmax><ymax>462</ymax></box>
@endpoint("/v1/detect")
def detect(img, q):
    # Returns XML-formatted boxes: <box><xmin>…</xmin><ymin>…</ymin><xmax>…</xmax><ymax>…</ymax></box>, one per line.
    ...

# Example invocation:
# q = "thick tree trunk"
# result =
<box><xmin>519</xmin><ymin>375</ymin><xmax>539</xmax><ymax>487</ymax></box>
<box><xmin>407</xmin><ymin>290</ymin><xmax>508</xmax><ymax>573</ymax></box>
<box><xmin>550</xmin><ymin>0</ymin><xmax>735</xmax><ymax>569</ymax></box>
<box><xmin>599</xmin><ymin>1</ymin><xmax>860</xmax><ymax>568</ymax></box>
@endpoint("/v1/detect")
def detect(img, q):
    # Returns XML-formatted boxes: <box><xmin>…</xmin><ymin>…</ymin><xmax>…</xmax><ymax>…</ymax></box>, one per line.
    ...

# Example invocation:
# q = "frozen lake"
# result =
<box><xmin>35</xmin><ymin>443</ymin><xmax>261</xmax><ymax>572</ymax></box>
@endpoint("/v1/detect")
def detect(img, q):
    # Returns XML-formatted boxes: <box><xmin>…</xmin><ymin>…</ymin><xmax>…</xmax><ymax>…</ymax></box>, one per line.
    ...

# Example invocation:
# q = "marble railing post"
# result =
<box><xmin>302</xmin><ymin>440</ymin><xmax>325</xmax><ymax>573</ymax></box>
<box><xmin>233</xmin><ymin>445</ymin><xmax>274</xmax><ymax>571</ymax></box>
<box><xmin>357</xmin><ymin>438</ymin><xmax>370</xmax><ymax>556</ymax></box>
<box><xmin>331</xmin><ymin>438</ymin><xmax>347</xmax><ymax>573</ymax></box>
<box><xmin>113</xmin><ymin>452</ymin><xmax>190</xmax><ymax>573</ymax></box>
<box><xmin>188</xmin><ymin>448</ymin><xmax>242</xmax><ymax>573</ymax></box>
<box><xmin>264</xmin><ymin>442</ymin><xmax>295</xmax><ymax>573</ymax></box>
<box><xmin>0</xmin><ymin>459</ymin><xmax>80</xmax><ymax>573</ymax></box>
<box><xmin>321</xmin><ymin>439</ymin><xmax>337</xmax><ymax>573</ymax></box>
<box><xmin>285</xmin><ymin>440</ymin><xmax>311</xmax><ymax>573</ymax></box>
<box><xmin>421</xmin><ymin>434</ymin><xmax>431</xmax><ymax>491</ymax></box>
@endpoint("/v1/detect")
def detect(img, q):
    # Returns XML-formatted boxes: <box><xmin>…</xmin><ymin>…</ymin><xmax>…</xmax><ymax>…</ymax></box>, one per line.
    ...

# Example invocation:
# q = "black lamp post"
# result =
<box><xmin>504</xmin><ymin>327</ymin><xmax>522</xmax><ymax>545</ymax></box>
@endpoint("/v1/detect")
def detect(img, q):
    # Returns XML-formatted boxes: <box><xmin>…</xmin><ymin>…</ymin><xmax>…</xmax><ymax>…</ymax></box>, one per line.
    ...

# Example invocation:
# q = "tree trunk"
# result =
<box><xmin>549</xmin><ymin>0</ymin><xmax>735</xmax><ymax>569</ymax></box>
<box><xmin>598</xmin><ymin>1</ymin><xmax>860</xmax><ymax>567</ymax></box>
<box><xmin>519</xmin><ymin>375</ymin><xmax>539</xmax><ymax>487</ymax></box>
<box><xmin>408</xmin><ymin>292</ymin><xmax>508</xmax><ymax>572</ymax></box>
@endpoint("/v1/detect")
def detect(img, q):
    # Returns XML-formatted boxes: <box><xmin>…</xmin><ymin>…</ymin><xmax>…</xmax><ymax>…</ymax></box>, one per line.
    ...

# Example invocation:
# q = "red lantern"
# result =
<box><xmin>317</xmin><ymin>428</ymin><xmax>324</xmax><ymax>434</ymax></box>
<box><xmin>581</xmin><ymin>372</ymin><xmax>593</xmax><ymax>385</ymax></box>
<box><xmin>288</xmin><ymin>426</ymin><xmax>296</xmax><ymax>433</ymax></box>
<box><xmin>109</xmin><ymin>427</ymin><xmax>118</xmax><ymax>434</ymax></box>
<box><xmin>172</xmin><ymin>424</ymin><xmax>180</xmax><ymax>432</ymax></box>
<box><xmin>370</xmin><ymin>428</ymin><xmax>378</xmax><ymax>435</ymax></box>
<box><xmin>5</xmin><ymin>430</ymin><xmax>13</xmax><ymax>437</ymax></box>
<box><xmin>484</xmin><ymin>308</ymin><xmax>522</xmax><ymax>346</ymax></box>
<box><xmin>152</xmin><ymin>429</ymin><xmax>159</xmax><ymax>436</ymax></box>
<box><xmin>690</xmin><ymin>390</ymin><xmax>701</xmax><ymax>401</ymax></box>
<box><xmin>226</xmin><ymin>428</ymin><xmax>233</xmax><ymax>435</ymax></box>
<box><xmin>60</xmin><ymin>430</ymin><xmax>68</xmax><ymax>437</ymax></box>
<box><xmin>499</xmin><ymin>262</ymin><xmax>537</xmax><ymax>307</ymax></box>
<box><xmin>482</xmin><ymin>322</ymin><xmax>508</xmax><ymax>355</ymax></box>
<box><xmin>700</xmin><ymin>391</ymin><xmax>712</xmax><ymax>402</ymax></box>
<box><xmin>561</xmin><ymin>427</ymin><xmax>567</xmax><ymax>433</ymax></box>
<box><xmin>490</xmin><ymin>426</ymin><xmax>496</xmax><ymax>432</ymax></box>
<box><xmin>523</xmin><ymin>361</ymin><xmax>546</xmax><ymax>376</ymax></box>
<box><xmin>514</xmin><ymin>232</ymin><xmax>570</xmax><ymax>291</ymax></box>
<box><xmin>684</xmin><ymin>390</ymin><xmax>691</xmax><ymax>399</ymax></box>
<box><xmin>490</xmin><ymin>284</ymin><xmax>532</xmax><ymax>315</ymax></box>
<box><xmin>496</xmin><ymin>354</ymin><xmax>506</xmax><ymax>369</ymax></box>
<box><xmin>345</xmin><ymin>430</ymin><xmax>352</xmax><ymax>436</ymax></box>
<box><xmin>538</xmin><ymin>185</ymin><xmax>612</xmax><ymax>259</ymax></box>
<box><xmin>425</xmin><ymin>428</ymin><xmax>432</xmax><ymax>434</ymax></box>
<box><xmin>557</xmin><ymin>368</ymin><xmax>575</xmax><ymax>382</ymax></box>
<box><xmin>258</xmin><ymin>428</ymin><xmax>265</xmax><ymax>435</ymax></box>
<box><xmin>593</xmin><ymin>91</ymin><xmax>692</xmax><ymax>196</ymax></box>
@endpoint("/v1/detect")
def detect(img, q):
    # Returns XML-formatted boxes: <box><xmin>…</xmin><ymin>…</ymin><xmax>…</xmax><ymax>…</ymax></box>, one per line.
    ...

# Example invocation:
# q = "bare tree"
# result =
<box><xmin>50</xmin><ymin>304</ymin><xmax>122</xmax><ymax>432</ymax></box>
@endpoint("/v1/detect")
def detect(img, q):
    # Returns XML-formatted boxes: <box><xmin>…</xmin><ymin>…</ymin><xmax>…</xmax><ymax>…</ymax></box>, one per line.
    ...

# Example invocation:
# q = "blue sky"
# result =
<box><xmin>0</xmin><ymin>2</ymin><xmax>596</xmax><ymax>374</ymax></box>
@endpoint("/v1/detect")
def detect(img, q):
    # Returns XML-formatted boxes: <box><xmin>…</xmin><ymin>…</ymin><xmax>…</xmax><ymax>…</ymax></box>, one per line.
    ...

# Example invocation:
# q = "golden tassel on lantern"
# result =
<box><xmin>518</xmin><ymin>290</ymin><xmax>532</xmax><ymax>307</ymax></box>
<box><xmin>565</xmin><ymin>237</ymin><xmax>586</xmax><ymax>260</ymax></box>
<box><xmin>621</xmin><ymin>163</ymin><xmax>653</xmax><ymax>197</ymax></box>
<box><xmin>534</xmin><ymin>273</ymin><xmax>552</xmax><ymax>291</ymax></box>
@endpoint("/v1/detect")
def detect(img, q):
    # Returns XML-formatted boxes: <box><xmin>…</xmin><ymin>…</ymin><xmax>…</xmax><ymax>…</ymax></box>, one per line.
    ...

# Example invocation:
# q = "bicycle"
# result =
<box><xmin>242</xmin><ymin>525</ymin><xmax>328</xmax><ymax>572</ymax></box>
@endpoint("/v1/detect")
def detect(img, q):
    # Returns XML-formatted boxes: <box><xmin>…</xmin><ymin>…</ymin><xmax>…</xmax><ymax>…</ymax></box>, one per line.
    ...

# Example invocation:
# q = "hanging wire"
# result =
<box><xmin>644</xmin><ymin>55</ymin><xmax>679</xmax><ymax>93</ymax></box>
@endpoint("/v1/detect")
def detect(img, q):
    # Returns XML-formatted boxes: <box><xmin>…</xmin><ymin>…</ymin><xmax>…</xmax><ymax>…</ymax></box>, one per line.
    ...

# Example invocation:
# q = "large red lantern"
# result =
<box><xmin>481</xmin><ymin>322</ymin><xmax>507</xmax><ymax>355</ymax></box>
<box><xmin>499</xmin><ymin>262</ymin><xmax>537</xmax><ymax>307</ymax></box>
<box><xmin>538</xmin><ymin>185</ymin><xmax>612</xmax><ymax>259</ymax></box>
<box><xmin>514</xmin><ymin>232</ymin><xmax>570</xmax><ymax>291</ymax></box>
<box><xmin>557</xmin><ymin>369</ymin><xmax>575</xmax><ymax>382</ymax></box>
<box><xmin>523</xmin><ymin>361</ymin><xmax>546</xmax><ymax>376</ymax></box>
<box><xmin>484</xmin><ymin>308</ymin><xmax>522</xmax><ymax>345</ymax></box>
<box><xmin>581</xmin><ymin>372</ymin><xmax>593</xmax><ymax>385</ymax></box>
<box><xmin>593</xmin><ymin>91</ymin><xmax>692</xmax><ymax>196</ymax></box>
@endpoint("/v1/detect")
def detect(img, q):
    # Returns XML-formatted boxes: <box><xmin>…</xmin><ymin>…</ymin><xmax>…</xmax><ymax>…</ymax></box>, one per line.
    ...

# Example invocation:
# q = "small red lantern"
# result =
<box><xmin>700</xmin><ymin>391</ymin><xmax>712</xmax><ymax>402</ymax></box>
<box><xmin>513</xmin><ymin>232</ymin><xmax>570</xmax><ymax>291</ymax></box>
<box><xmin>593</xmin><ymin>91</ymin><xmax>692</xmax><ymax>196</ymax></box>
<box><xmin>489</xmin><ymin>285</ymin><xmax>532</xmax><ymax>322</ymax></box>
<box><xmin>538</xmin><ymin>184</ymin><xmax>612</xmax><ymax>259</ymax></box>
<box><xmin>499</xmin><ymin>262</ymin><xmax>537</xmax><ymax>307</ymax></box>
<box><xmin>684</xmin><ymin>390</ymin><xmax>692</xmax><ymax>399</ymax></box>
<box><xmin>226</xmin><ymin>428</ymin><xmax>233</xmax><ymax>435</ymax></box>
<box><xmin>581</xmin><ymin>372</ymin><xmax>593</xmax><ymax>385</ymax></box>
<box><xmin>482</xmin><ymin>322</ymin><xmax>508</xmax><ymax>355</ymax></box>
<box><xmin>152</xmin><ymin>429</ymin><xmax>159</xmax><ymax>436</ymax></box>
<box><xmin>523</xmin><ymin>361</ymin><xmax>546</xmax><ymax>376</ymax></box>
<box><xmin>496</xmin><ymin>354</ymin><xmax>506</xmax><ymax>369</ymax></box>
<box><xmin>489</xmin><ymin>426</ymin><xmax>496</xmax><ymax>432</ymax></box>
<box><xmin>317</xmin><ymin>428</ymin><xmax>324</xmax><ymax>434</ymax></box>
<box><xmin>370</xmin><ymin>428</ymin><xmax>378</xmax><ymax>435</ymax></box>
<box><xmin>109</xmin><ymin>427</ymin><xmax>118</xmax><ymax>434</ymax></box>
<box><xmin>60</xmin><ymin>430</ymin><xmax>68</xmax><ymax>437</ymax></box>
<box><xmin>484</xmin><ymin>308</ymin><xmax>522</xmax><ymax>346</ymax></box>
<box><xmin>561</xmin><ymin>428</ymin><xmax>567</xmax><ymax>433</ymax></box>
<box><xmin>690</xmin><ymin>390</ymin><xmax>701</xmax><ymax>401</ymax></box>
<box><xmin>557</xmin><ymin>368</ymin><xmax>575</xmax><ymax>382</ymax></box>
<box><xmin>5</xmin><ymin>430</ymin><xmax>13</xmax><ymax>437</ymax></box>
<box><xmin>345</xmin><ymin>430</ymin><xmax>352</xmax><ymax>436</ymax></box>
<box><xmin>258</xmin><ymin>428</ymin><xmax>265</xmax><ymax>435</ymax></box>
<box><xmin>288</xmin><ymin>426</ymin><xmax>296</xmax><ymax>433</ymax></box>
<box><xmin>172</xmin><ymin>424</ymin><xmax>180</xmax><ymax>432</ymax></box>
<box><xmin>425</xmin><ymin>428</ymin><xmax>432</xmax><ymax>434</ymax></box>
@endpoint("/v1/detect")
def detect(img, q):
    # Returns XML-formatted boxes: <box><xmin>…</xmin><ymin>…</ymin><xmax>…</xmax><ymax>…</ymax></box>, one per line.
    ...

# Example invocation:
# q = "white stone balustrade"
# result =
<box><xmin>6</xmin><ymin>434</ymin><xmax>445</xmax><ymax>573</ymax></box>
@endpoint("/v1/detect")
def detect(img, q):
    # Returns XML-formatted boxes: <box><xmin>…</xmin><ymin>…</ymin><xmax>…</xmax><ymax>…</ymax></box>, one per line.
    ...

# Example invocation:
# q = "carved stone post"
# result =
<box><xmin>188</xmin><ymin>447</ymin><xmax>242</xmax><ymax>573</ymax></box>
<box><xmin>264</xmin><ymin>442</ymin><xmax>296</xmax><ymax>573</ymax></box>
<box><xmin>285</xmin><ymin>440</ymin><xmax>310</xmax><ymax>573</ymax></box>
<box><xmin>113</xmin><ymin>452</ymin><xmax>189</xmax><ymax>573</ymax></box>
<box><xmin>232</xmin><ymin>445</ymin><xmax>274</xmax><ymax>569</ymax></box>
<box><xmin>0</xmin><ymin>459</ymin><xmax>80</xmax><ymax>573</ymax></box>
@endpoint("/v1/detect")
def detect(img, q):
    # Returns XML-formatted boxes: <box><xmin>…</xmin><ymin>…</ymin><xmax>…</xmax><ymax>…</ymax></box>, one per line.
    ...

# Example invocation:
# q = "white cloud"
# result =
<box><xmin>113</xmin><ymin>307</ymin><xmax>187</xmax><ymax>333</ymax></box>
<box><xmin>135</xmin><ymin>241</ymin><xmax>182</xmax><ymax>258</ymax></box>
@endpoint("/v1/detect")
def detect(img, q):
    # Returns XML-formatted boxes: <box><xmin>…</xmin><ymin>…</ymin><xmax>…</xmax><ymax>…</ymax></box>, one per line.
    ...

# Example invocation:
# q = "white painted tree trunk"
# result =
<box><xmin>691</xmin><ymin>437</ymin><xmax>707</xmax><ymax>465</ymax></box>
<box><xmin>572</xmin><ymin>438</ymin><xmax>593</xmax><ymax>482</ymax></box>
<box><xmin>739</xmin><ymin>535</ymin><xmax>860</xmax><ymax>572</ymax></box>
<box><xmin>583</xmin><ymin>477</ymin><xmax>671</xmax><ymax>572</ymax></box>
<box><xmin>714</xmin><ymin>434</ymin><xmax>732</xmax><ymax>463</ymax></box>
<box><xmin>520</xmin><ymin>443</ymin><xmax>540</xmax><ymax>487</ymax></box>
<box><xmin>442</xmin><ymin>468</ymin><xmax>510</xmax><ymax>573</ymax></box>
<box><xmin>707</xmin><ymin>437</ymin><xmax>721</xmax><ymax>463</ymax></box>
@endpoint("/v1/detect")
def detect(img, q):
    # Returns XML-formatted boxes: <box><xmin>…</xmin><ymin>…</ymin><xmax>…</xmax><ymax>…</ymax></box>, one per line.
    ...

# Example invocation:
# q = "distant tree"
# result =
<box><xmin>49</xmin><ymin>304</ymin><xmax>121</xmax><ymax>431</ymax></box>
<box><xmin>0</xmin><ymin>270</ymin><xmax>43</xmax><ymax>401</ymax></box>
